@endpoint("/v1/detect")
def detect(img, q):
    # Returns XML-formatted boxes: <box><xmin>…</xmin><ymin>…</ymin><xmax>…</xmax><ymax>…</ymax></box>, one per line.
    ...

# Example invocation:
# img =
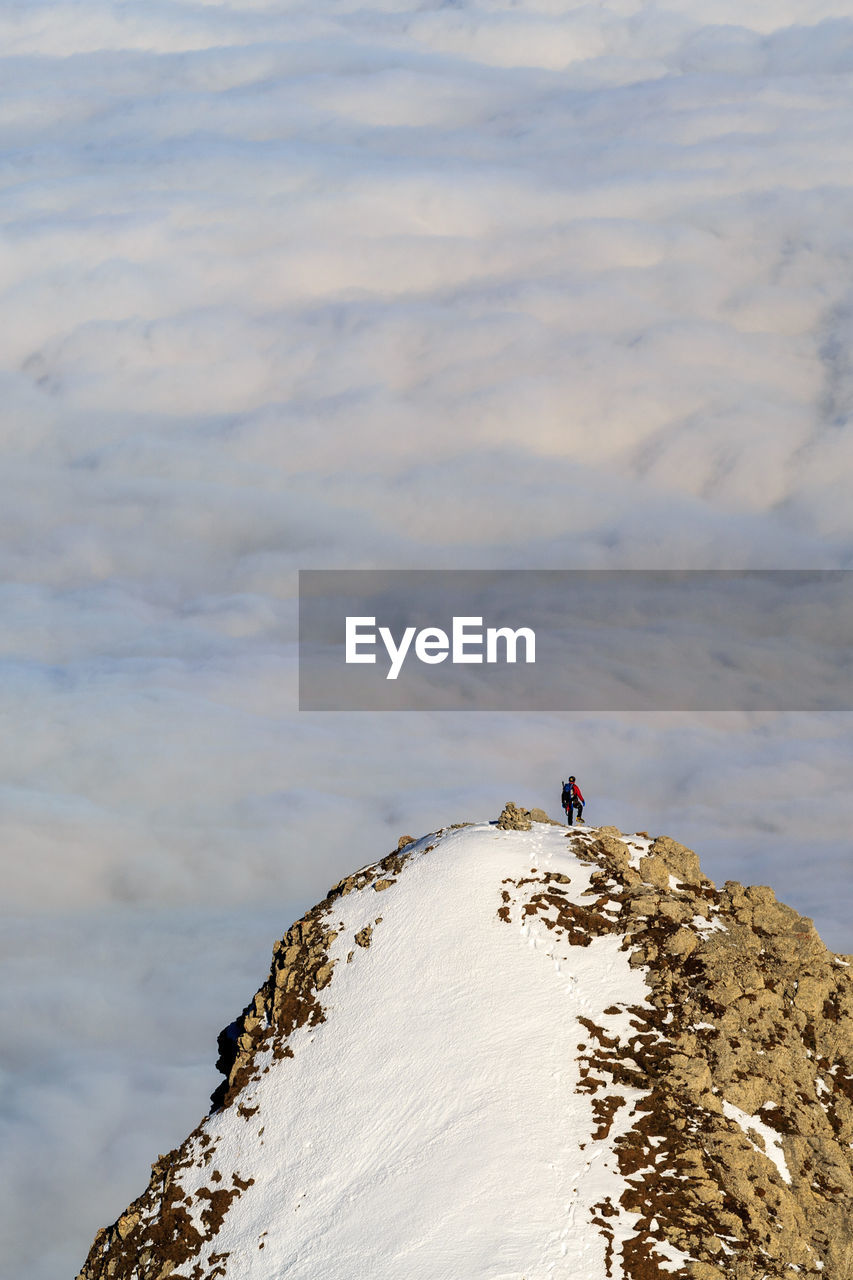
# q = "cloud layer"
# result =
<box><xmin>3</xmin><ymin>0</ymin><xmax>853</xmax><ymax>1274</ymax></box>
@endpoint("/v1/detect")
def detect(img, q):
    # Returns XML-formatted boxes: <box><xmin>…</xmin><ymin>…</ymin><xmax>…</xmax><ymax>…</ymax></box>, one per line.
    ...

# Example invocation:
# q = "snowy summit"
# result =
<box><xmin>79</xmin><ymin>812</ymin><xmax>853</xmax><ymax>1280</ymax></box>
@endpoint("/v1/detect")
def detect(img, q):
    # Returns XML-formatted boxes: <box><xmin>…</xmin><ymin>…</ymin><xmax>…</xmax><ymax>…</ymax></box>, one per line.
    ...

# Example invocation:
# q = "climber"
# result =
<box><xmin>561</xmin><ymin>776</ymin><xmax>585</xmax><ymax>826</ymax></box>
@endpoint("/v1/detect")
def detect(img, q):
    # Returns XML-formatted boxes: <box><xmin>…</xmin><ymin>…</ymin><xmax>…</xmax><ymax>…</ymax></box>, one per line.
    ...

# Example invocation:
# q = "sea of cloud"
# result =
<box><xmin>2</xmin><ymin>0</ymin><xmax>853</xmax><ymax>1274</ymax></box>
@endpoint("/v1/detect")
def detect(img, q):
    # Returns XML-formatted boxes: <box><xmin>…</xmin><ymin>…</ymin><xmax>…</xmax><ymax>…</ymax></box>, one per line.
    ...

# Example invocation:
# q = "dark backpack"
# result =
<box><xmin>561</xmin><ymin>782</ymin><xmax>572</xmax><ymax>808</ymax></box>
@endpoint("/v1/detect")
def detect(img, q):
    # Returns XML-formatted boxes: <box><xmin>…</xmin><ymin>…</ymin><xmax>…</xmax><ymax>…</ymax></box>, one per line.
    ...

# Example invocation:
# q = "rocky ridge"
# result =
<box><xmin>497</xmin><ymin>821</ymin><xmax>853</xmax><ymax>1278</ymax></box>
<box><xmin>78</xmin><ymin>815</ymin><xmax>853</xmax><ymax>1280</ymax></box>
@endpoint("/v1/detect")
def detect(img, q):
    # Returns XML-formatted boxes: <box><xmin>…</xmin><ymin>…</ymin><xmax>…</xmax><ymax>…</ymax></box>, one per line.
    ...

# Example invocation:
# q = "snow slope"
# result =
<box><xmin>161</xmin><ymin>822</ymin><xmax>682</xmax><ymax>1279</ymax></box>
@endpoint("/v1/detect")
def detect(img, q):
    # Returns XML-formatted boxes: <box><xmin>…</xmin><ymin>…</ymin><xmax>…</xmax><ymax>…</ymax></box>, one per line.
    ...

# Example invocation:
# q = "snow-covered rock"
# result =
<box><xmin>78</xmin><ymin>820</ymin><xmax>853</xmax><ymax>1280</ymax></box>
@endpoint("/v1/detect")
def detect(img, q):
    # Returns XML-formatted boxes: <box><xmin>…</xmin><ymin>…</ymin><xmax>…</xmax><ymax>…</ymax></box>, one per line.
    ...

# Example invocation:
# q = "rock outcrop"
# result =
<box><xmin>497</xmin><ymin>800</ymin><xmax>534</xmax><ymax>830</ymax></box>
<box><xmin>499</xmin><ymin>826</ymin><xmax>853</xmax><ymax>1277</ymax></box>
<box><xmin>497</xmin><ymin>801</ymin><xmax>562</xmax><ymax>829</ymax></box>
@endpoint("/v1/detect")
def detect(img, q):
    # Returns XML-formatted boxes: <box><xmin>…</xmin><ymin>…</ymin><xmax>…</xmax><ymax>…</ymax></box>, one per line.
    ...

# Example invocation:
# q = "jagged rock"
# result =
<box><xmin>638</xmin><ymin>854</ymin><xmax>670</xmax><ymax>889</ymax></box>
<box><xmin>659</xmin><ymin>900</ymin><xmax>694</xmax><ymax>923</ymax></box>
<box><xmin>648</xmin><ymin>835</ymin><xmax>705</xmax><ymax>885</ymax></box>
<box><xmin>591</xmin><ymin>831</ymin><xmax>632</xmax><ymax>871</ymax></box>
<box><xmin>116</xmin><ymin>1213</ymin><xmax>139</xmax><ymax>1241</ymax></box>
<box><xmin>503</xmin><ymin>827</ymin><xmax>853</xmax><ymax>1277</ymax></box>
<box><xmin>665</xmin><ymin>927</ymin><xmax>698</xmax><ymax>957</ymax></box>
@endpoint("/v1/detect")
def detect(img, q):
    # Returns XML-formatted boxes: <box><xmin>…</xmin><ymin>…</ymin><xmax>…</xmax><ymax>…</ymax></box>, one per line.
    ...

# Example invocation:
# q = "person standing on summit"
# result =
<box><xmin>561</xmin><ymin>776</ymin><xmax>584</xmax><ymax>826</ymax></box>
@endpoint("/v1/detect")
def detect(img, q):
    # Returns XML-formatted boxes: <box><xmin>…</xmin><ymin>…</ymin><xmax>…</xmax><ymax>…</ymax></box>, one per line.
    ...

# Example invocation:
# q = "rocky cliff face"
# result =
<box><xmin>78</xmin><ymin>817</ymin><xmax>853</xmax><ymax>1280</ymax></box>
<box><xmin>500</xmin><ymin>824</ymin><xmax>853</xmax><ymax>1278</ymax></box>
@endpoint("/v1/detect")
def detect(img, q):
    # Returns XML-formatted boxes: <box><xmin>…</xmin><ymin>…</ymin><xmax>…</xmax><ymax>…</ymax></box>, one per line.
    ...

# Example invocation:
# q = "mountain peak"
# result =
<box><xmin>78</xmin><ymin>820</ymin><xmax>853</xmax><ymax>1280</ymax></box>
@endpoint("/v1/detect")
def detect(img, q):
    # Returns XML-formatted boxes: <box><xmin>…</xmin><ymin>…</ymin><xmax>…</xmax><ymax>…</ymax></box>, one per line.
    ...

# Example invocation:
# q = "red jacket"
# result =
<box><xmin>565</xmin><ymin>782</ymin><xmax>584</xmax><ymax>805</ymax></box>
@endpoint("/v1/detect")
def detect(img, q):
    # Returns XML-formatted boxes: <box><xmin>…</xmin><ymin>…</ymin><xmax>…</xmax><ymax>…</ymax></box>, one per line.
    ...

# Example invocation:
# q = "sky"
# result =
<box><xmin>1</xmin><ymin>0</ymin><xmax>853</xmax><ymax>1275</ymax></box>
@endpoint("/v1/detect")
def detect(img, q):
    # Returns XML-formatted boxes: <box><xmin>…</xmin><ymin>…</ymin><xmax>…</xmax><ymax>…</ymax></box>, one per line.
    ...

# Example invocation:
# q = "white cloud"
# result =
<box><xmin>0</xmin><ymin>905</ymin><xmax>296</xmax><ymax>1280</ymax></box>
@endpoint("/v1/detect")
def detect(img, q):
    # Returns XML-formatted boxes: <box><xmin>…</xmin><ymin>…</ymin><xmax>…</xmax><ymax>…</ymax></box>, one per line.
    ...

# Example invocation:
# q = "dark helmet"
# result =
<box><xmin>568</xmin><ymin>775</ymin><xmax>576</xmax><ymax>782</ymax></box>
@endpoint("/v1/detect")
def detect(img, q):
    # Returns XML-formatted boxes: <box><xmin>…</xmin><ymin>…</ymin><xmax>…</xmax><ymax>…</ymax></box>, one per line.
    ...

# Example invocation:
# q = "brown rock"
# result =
<box><xmin>529</xmin><ymin>807</ymin><xmax>559</xmax><ymax>824</ymax></box>
<box><xmin>595</xmin><ymin>832</ymin><xmax>631</xmax><ymax>869</ymax></box>
<box><xmin>627</xmin><ymin>894</ymin><xmax>659</xmax><ymax>917</ymax></box>
<box><xmin>116</xmin><ymin>1213</ymin><xmax>139</xmax><ymax>1241</ymax></box>
<box><xmin>666</xmin><ymin>929</ymin><xmax>698</xmax><ymax>958</ymax></box>
<box><xmin>496</xmin><ymin>802</ymin><xmax>533</xmax><ymax>831</ymax></box>
<box><xmin>659</xmin><ymin>900</ymin><xmax>694</xmax><ymax>923</ymax></box>
<box><xmin>745</xmin><ymin>884</ymin><xmax>775</xmax><ymax>904</ymax></box>
<box><xmin>650</xmin><ymin>835</ymin><xmax>703</xmax><ymax>884</ymax></box>
<box><xmin>687</xmin><ymin>1263</ymin><xmax>725</xmax><ymax>1280</ymax></box>
<box><xmin>752</xmin><ymin>900</ymin><xmax>799</xmax><ymax>933</ymax></box>
<box><xmin>794</xmin><ymin>975</ymin><xmax>829</xmax><ymax>1014</ymax></box>
<box><xmin>638</xmin><ymin>854</ymin><xmax>671</xmax><ymax>889</ymax></box>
